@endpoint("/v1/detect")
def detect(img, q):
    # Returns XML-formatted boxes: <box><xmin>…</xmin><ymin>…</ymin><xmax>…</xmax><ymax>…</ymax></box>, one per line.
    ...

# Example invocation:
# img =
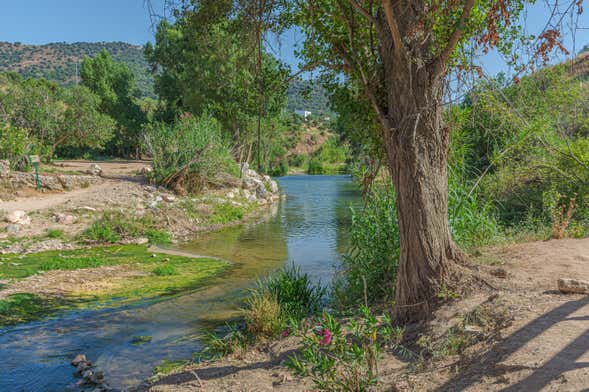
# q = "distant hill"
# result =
<box><xmin>287</xmin><ymin>78</ymin><xmax>332</xmax><ymax>117</ymax></box>
<box><xmin>0</xmin><ymin>41</ymin><xmax>155</xmax><ymax>97</ymax></box>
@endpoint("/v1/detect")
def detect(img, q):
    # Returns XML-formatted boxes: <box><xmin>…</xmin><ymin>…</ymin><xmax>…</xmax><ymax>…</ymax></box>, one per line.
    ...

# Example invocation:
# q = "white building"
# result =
<box><xmin>294</xmin><ymin>110</ymin><xmax>312</xmax><ymax>120</ymax></box>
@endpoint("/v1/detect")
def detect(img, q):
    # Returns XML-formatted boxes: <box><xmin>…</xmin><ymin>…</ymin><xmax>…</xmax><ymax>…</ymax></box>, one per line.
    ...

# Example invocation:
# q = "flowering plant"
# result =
<box><xmin>287</xmin><ymin>306</ymin><xmax>402</xmax><ymax>391</ymax></box>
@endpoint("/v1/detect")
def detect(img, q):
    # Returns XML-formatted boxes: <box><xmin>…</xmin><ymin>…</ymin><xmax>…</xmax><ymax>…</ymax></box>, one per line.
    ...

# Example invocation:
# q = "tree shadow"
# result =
<box><xmin>437</xmin><ymin>296</ymin><xmax>589</xmax><ymax>391</ymax></box>
<box><xmin>149</xmin><ymin>348</ymin><xmax>299</xmax><ymax>388</ymax></box>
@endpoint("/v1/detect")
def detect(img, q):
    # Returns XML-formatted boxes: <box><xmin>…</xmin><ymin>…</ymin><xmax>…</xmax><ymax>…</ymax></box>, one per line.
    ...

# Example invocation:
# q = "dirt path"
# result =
<box><xmin>144</xmin><ymin>238</ymin><xmax>589</xmax><ymax>391</ymax></box>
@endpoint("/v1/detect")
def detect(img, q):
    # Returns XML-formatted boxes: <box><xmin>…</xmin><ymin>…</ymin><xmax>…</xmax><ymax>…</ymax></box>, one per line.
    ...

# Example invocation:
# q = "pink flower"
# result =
<box><xmin>281</xmin><ymin>328</ymin><xmax>291</xmax><ymax>338</ymax></box>
<box><xmin>319</xmin><ymin>328</ymin><xmax>332</xmax><ymax>345</ymax></box>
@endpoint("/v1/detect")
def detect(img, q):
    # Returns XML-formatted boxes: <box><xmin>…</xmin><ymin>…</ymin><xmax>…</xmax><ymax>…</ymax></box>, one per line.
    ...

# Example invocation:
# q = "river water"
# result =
<box><xmin>0</xmin><ymin>175</ymin><xmax>360</xmax><ymax>391</ymax></box>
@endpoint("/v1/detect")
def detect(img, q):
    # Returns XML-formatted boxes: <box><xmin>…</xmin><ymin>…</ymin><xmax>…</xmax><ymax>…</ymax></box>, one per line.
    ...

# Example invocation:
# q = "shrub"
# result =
<box><xmin>286</xmin><ymin>307</ymin><xmax>402</xmax><ymax>391</ymax></box>
<box><xmin>244</xmin><ymin>293</ymin><xmax>282</xmax><ymax>339</ymax></box>
<box><xmin>144</xmin><ymin>115</ymin><xmax>239</xmax><ymax>194</ymax></box>
<box><xmin>307</xmin><ymin>157</ymin><xmax>324</xmax><ymax>175</ymax></box>
<box><xmin>0</xmin><ymin>123</ymin><xmax>36</xmax><ymax>170</ymax></box>
<box><xmin>334</xmin><ymin>185</ymin><xmax>399</xmax><ymax>307</ymax></box>
<box><xmin>255</xmin><ymin>265</ymin><xmax>325</xmax><ymax>321</ymax></box>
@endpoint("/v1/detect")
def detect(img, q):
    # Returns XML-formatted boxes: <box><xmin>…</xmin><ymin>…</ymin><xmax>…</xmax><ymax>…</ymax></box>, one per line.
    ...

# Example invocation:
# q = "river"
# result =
<box><xmin>0</xmin><ymin>175</ymin><xmax>360</xmax><ymax>391</ymax></box>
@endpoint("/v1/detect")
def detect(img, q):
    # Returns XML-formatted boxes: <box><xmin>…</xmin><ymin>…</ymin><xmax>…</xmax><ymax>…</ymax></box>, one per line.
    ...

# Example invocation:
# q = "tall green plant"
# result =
<box><xmin>144</xmin><ymin>114</ymin><xmax>238</xmax><ymax>194</ymax></box>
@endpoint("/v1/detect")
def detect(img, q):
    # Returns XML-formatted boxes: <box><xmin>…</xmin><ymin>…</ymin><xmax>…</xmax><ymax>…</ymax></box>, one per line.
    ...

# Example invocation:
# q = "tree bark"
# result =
<box><xmin>376</xmin><ymin>17</ymin><xmax>463</xmax><ymax>323</ymax></box>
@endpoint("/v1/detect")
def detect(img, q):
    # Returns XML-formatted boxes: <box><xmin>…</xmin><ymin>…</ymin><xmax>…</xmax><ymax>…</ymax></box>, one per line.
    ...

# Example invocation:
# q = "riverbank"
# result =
<box><xmin>142</xmin><ymin>238</ymin><xmax>589</xmax><ymax>391</ymax></box>
<box><xmin>0</xmin><ymin>160</ymin><xmax>281</xmax><ymax>326</ymax></box>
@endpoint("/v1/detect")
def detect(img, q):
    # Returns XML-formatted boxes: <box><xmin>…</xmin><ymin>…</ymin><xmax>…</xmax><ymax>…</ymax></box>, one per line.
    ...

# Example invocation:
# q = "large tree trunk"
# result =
<box><xmin>377</xmin><ymin>20</ymin><xmax>463</xmax><ymax>323</ymax></box>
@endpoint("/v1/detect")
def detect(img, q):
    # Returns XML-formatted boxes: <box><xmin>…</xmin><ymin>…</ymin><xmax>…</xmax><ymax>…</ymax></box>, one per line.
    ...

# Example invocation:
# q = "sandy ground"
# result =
<box><xmin>143</xmin><ymin>238</ymin><xmax>589</xmax><ymax>392</ymax></box>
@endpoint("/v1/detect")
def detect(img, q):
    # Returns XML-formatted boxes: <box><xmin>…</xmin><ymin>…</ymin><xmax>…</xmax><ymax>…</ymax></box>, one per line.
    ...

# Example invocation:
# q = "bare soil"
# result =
<box><xmin>144</xmin><ymin>238</ymin><xmax>589</xmax><ymax>392</ymax></box>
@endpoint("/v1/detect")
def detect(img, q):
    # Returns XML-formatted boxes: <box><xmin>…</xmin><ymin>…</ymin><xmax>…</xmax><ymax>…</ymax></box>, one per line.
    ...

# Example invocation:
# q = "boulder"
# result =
<box><xmin>0</xmin><ymin>160</ymin><xmax>10</xmax><ymax>178</ymax></box>
<box><xmin>5</xmin><ymin>224</ymin><xmax>20</xmax><ymax>234</ymax></box>
<box><xmin>4</xmin><ymin>210</ymin><xmax>30</xmax><ymax>225</ymax></box>
<box><xmin>162</xmin><ymin>194</ymin><xmax>176</xmax><ymax>202</ymax></box>
<box><xmin>54</xmin><ymin>213</ymin><xmax>76</xmax><ymax>225</ymax></box>
<box><xmin>247</xmin><ymin>194</ymin><xmax>257</xmax><ymax>203</ymax></box>
<box><xmin>256</xmin><ymin>183</ymin><xmax>269</xmax><ymax>199</ymax></box>
<box><xmin>86</xmin><ymin>163</ymin><xmax>102</xmax><ymax>176</ymax></box>
<box><xmin>226</xmin><ymin>191</ymin><xmax>235</xmax><ymax>199</ymax></box>
<box><xmin>243</xmin><ymin>176</ymin><xmax>263</xmax><ymax>190</ymax></box>
<box><xmin>269</xmin><ymin>180</ymin><xmax>279</xmax><ymax>193</ymax></box>
<box><xmin>71</xmin><ymin>354</ymin><xmax>87</xmax><ymax>366</ymax></box>
<box><xmin>558</xmin><ymin>278</ymin><xmax>589</xmax><ymax>294</ymax></box>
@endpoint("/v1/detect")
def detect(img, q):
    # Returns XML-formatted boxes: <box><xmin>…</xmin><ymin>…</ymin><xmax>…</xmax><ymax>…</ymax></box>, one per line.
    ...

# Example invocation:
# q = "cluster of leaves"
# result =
<box><xmin>0</xmin><ymin>72</ymin><xmax>115</xmax><ymax>161</ymax></box>
<box><xmin>80</xmin><ymin>50</ymin><xmax>146</xmax><ymax>157</ymax></box>
<box><xmin>452</xmin><ymin>64</ymin><xmax>589</xmax><ymax>238</ymax></box>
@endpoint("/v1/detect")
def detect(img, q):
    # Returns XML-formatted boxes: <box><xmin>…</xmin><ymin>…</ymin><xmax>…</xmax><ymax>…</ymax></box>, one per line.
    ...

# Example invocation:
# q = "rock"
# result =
<box><xmin>54</xmin><ymin>213</ymin><xmax>76</xmax><ymax>225</ymax></box>
<box><xmin>162</xmin><ymin>194</ymin><xmax>176</xmax><ymax>202</ymax></box>
<box><xmin>143</xmin><ymin>185</ymin><xmax>157</xmax><ymax>193</ymax></box>
<box><xmin>240</xmin><ymin>162</ymin><xmax>250</xmax><ymax>177</ymax></box>
<box><xmin>256</xmin><ymin>183</ymin><xmax>269</xmax><ymax>199</ymax></box>
<box><xmin>226</xmin><ymin>191</ymin><xmax>235</xmax><ymax>199</ymax></box>
<box><xmin>140</xmin><ymin>166</ymin><xmax>153</xmax><ymax>175</ymax></box>
<box><xmin>77</xmin><ymin>206</ymin><xmax>97</xmax><ymax>212</ymax></box>
<box><xmin>155</xmin><ymin>196</ymin><xmax>163</xmax><ymax>202</ymax></box>
<box><xmin>77</xmin><ymin>361</ymin><xmax>91</xmax><ymax>373</ymax></box>
<box><xmin>490</xmin><ymin>268</ymin><xmax>508</xmax><ymax>279</ymax></box>
<box><xmin>263</xmin><ymin>174</ymin><xmax>271</xmax><ymax>182</ymax></box>
<box><xmin>269</xmin><ymin>180</ymin><xmax>279</xmax><ymax>193</ymax></box>
<box><xmin>86</xmin><ymin>163</ymin><xmax>102</xmax><ymax>176</ymax></box>
<box><xmin>147</xmin><ymin>200</ymin><xmax>159</xmax><ymax>209</ymax></box>
<box><xmin>72</xmin><ymin>354</ymin><xmax>87</xmax><ymax>366</ymax></box>
<box><xmin>243</xmin><ymin>176</ymin><xmax>263</xmax><ymax>190</ymax></box>
<box><xmin>247</xmin><ymin>194</ymin><xmax>257</xmax><ymax>203</ymax></box>
<box><xmin>558</xmin><ymin>278</ymin><xmax>589</xmax><ymax>294</ymax></box>
<box><xmin>90</xmin><ymin>371</ymin><xmax>105</xmax><ymax>384</ymax></box>
<box><xmin>5</xmin><ymin>210</ymin><xmax>31</xmax><ymax>225</ymax></box>
<box><xmin>82</xmin><ymin>369</ymin><xmax>94</xmax><ymax>379</ymax></box>
<box><xmin>0</xmin><ymin>160</ymin><xmax>10</xmax><ymax>178</ymax></box>
<box><xmin>5</xmin><ymin>224</ymin><xmax>20</xmax><ymax>234</ymax></box>
<box><xmin>135</xmin><ymin>237</ymin><xmax>149</xmax><ymax>245</ymax></box>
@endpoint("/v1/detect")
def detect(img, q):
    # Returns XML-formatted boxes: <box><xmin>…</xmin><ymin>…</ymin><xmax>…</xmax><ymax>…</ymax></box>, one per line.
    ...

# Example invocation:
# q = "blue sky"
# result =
<box><xmin>1</xmin><ymin>1</ymin><xmax>588</xmax><ymax>77</ymax></box>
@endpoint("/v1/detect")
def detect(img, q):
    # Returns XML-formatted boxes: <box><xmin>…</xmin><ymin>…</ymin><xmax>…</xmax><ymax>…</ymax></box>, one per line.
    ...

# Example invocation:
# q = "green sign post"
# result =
<box><xmin>29</xmin><ymin>155</ymin><xmax>41</xmax><ymax>191</ymax></box>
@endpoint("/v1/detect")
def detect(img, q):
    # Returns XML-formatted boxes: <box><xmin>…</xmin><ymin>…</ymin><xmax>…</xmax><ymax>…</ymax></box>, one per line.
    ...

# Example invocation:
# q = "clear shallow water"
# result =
<box><xmin>0</xmin><ymin>175</ymin><xmax>360</xmax><ymax>391</ymax></box>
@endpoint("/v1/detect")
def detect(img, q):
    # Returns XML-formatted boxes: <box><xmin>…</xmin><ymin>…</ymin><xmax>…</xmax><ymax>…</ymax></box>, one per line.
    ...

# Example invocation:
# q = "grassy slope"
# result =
<box><xmin>0</xmin><ymin>245</ymin><xmax>229</xmax><ymax>326</ymax></box>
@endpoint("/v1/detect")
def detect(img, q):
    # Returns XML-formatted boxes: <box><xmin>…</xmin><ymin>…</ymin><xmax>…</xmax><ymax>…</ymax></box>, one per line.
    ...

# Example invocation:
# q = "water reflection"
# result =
<box><xmin>0</xmin><ymin>175</ymin><xmax>360</xmax><ymax>391</ymax></box>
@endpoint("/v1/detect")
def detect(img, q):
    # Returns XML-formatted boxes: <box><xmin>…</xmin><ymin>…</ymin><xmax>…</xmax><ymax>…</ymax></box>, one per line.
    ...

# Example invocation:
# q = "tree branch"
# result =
<box><xmin>347</xmin><ymin>0</ymin><xmax>377</xmax><ymax>24</ymax></box>
<box><xmin>381</xmin><ymin>0</ymin><xmax>404</xmax><ymax>57</ymax></box>
<box><xmin>433</xmin><ymin>0</ymin><xmax>475</xmax><ymax>75</ymax></box>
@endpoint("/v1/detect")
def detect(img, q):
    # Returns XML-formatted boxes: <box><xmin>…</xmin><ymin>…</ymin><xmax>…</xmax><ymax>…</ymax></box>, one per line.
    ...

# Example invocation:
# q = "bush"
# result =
<box><xmin>256</xmin><ymin>265</ymin><xmax>325</xmax><ymax>322</ymax></box>
<box><xmin>144</xmin><ymin>115</ymin><xmax>239</xmax><ymax>194</ymax></box>
<box><xmin>244</xmin><ymin>293</ymin><xmax>282</xmax><ymax>340</ymax></box>
<box><xmin>0</xmin><ymin>123</ymin><xmax>36</xmax><ymax>170</ymax></box>
<box><xmin>334</xmin><ymin>185</ymin><xmax>399</xmax><ymax>307</ymax></box>
<box><xmin>307</xmin><ymin>157</ymin><xmax>325</xmax><ymax>175</ymax></box>
<box><xmin>286</xmin><ymin>307</ymin><xmax>402</xmax><ymax>391</ymax></box>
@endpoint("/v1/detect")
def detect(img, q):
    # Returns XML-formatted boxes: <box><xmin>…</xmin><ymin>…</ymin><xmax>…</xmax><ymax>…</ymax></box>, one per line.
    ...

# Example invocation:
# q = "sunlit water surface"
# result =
<box><xmin>0</xmin><ymin>175</ymin><xmax>360</xmax><ymax>391</ymax></box>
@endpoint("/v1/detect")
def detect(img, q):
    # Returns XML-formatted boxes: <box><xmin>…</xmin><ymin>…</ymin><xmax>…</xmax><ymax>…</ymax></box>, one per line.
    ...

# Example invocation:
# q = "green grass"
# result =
<box><xmin>208</xmin><ymin>202</ymin><xmax>248</xmax><ymax>225</ymax></box>
<box><xmin>46</xmin><ymin>229</ymin><xmax>64</xmax><ymax>239</ymax></box>
<box><xmin>0</xmin><ymin>245</ymin><xmax>229</xmax><ymax>327</ymax></box>
<box><xmin>152</xmin><ymin>359</ymin><xmax>190</xmax><ymax>377</ymax></box>
<box><xmin>0</xmin><ymin>293</ymin><xmax>68</xmax><ymax>326</ymax></box>
<box><xmin>152</xmin><ymin>264</ymin><xmax>178</xmax><ymax>276</ymax></box>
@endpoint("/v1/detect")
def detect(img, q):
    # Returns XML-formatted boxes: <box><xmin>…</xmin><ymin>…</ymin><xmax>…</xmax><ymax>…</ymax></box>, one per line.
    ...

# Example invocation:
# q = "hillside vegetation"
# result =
<box><xmin>0</xmin><ymin>41</ymin><xmax>154</xmax><ymax>97</ymax></box>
